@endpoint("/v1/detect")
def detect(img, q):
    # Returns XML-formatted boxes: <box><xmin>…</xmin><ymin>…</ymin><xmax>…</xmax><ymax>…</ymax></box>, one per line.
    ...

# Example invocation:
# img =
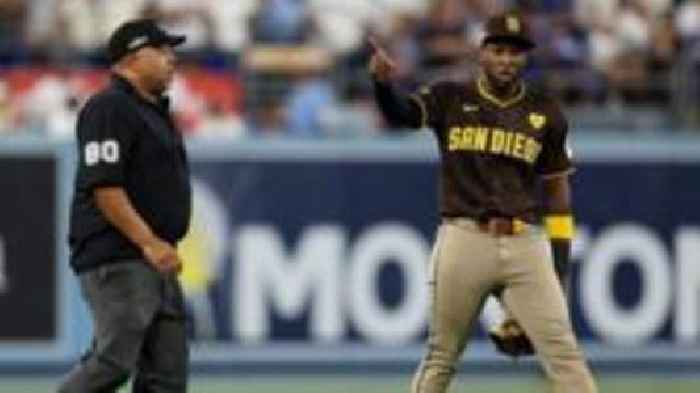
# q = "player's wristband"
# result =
<box><xmin>546</xmin><ymin>215</ymin><xmax>574</xmax><ymax>292</ymax></box>
<box><xmin>545</xmin><ymin>215</ymin><xmax>575</xmax><ymax>240</ymax></box>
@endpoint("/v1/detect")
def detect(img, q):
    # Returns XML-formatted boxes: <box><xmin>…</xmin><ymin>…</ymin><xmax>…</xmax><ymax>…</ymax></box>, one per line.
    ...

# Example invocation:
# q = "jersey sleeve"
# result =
<box><xmin>76</xmin><ymin>96</ymin><xmax>136</xmax><ymax>190</ymax></box>
<box><xmin>535</xmin><ymin>102</ymin><xmax>574</xmax><ymax>178</ymax></box>
<box><xmin>373</xmin><ymin>79</ymin><xmax>423</xmax><ymax>129</ymax></box>
<box><xmin>408</xmin><ymin>82</ymin><xmax>448</xmax><ymax>130</ymax></box>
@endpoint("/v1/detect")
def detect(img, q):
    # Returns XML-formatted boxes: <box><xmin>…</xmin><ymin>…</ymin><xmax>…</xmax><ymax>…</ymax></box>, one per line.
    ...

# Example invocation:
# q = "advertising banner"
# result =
<box><xmin>0</xmin><ymin>157</ymin><xmax>57</xmax><ymax>341</ymax></box>
<box><xmin>179</xmin><ymin>153</ymin><xmax>700</xmax><ymax>353</ymax></box>
<box><xmin>571</xmin><ymin>162</ymin><xmax>700</xmax><ymax>346</ymax></box>
<box><xmin>1</xmin><ymin>139</ymin><xmax>698</xmax><ymax>369</ymax></box>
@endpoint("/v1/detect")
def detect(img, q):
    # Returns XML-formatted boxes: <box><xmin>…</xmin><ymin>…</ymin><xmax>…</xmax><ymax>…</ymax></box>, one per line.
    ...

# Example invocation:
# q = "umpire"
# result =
<box><xmin>59</xmin><ymin>19</ymin><xmax>191</xmax><ymax>393</ymax></box>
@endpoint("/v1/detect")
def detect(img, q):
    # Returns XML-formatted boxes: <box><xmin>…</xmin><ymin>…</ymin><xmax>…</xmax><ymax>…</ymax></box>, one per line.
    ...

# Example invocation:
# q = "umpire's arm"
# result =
<box><xmin>76</xmin><ymin>97</ymin><xmax>180</xmax><ymax>274</ymax></box>
<box><xmin>93</xmin><ymin>187</ymin><xmax>180</xmax><ymax>273</ymax></box>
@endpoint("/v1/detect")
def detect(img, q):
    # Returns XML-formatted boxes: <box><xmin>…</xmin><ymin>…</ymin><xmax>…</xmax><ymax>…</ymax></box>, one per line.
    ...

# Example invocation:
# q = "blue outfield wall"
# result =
<box><xmin>0</xmin><ymin>133</ymin><xmax>700</xmax><ymax>372</ymax></box>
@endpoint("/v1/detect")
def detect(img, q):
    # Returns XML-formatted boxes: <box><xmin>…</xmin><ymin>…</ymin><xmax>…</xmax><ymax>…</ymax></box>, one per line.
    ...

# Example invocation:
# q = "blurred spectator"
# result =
<box><xmin>544</xmin><ymin>14</ymin><xmax>588</xmax><ymax>67</ymax></box>
<box><xmin>414</xmin><ymin>0</ymin><xmax>472</xmax><ymax>70</ymax></box>
<box><xmin>650</xmin><ymin>10</ymin><xmax>681</xmax><ymax>71</ymax></box>
<box><xmin>249</xmin><ymin>0</ymin><xmax>315</xmax><ymax>44</ymax></box>
<box><xmin>0</xmin><ymin>81</ymin><xmax>13</xmax><ymax>135</ymax></box>
<box><xmin>617</xmin><ymin>0</ymin><xmax>652</xmax><ymax>51</ymax></box>
<box><xmin>596</xmin><ymin>1</ymin><xmax>652</xmax><ymax>104</ymax></box>
<box><xmin>56</xmin><ymin>0</ymin><xmax>147</xmax><ymax>52</ymax></box>
<box><xmin>606</xmin><ymin>48</ymin><xmax>651</xmax><ymax>104</ymax></box>
<box><xmin>321</xmin><ymin>82</ymin><xmax>382</xmax><ymax>137</ymax></box>
<box><xmin>0</xmin><ymin>0</ymin><xmax>28</xmax><ymax>62</ymax></box>
<box><xmin>647</xmin><ymin>0</ymin><xmax>673</xmax><ymax>16</ymax></box>
<box><xmin>0</xmin><ymin>0</ymin><xmax>699</xmax><ymax>137</ymax></box>
<box><xmin>537</xmin><ymin>13</ymin><xmax>601</xmax><ymax>104</ymax></box>
<box><xmin>310</xmin><ymin>0</ymin><xmax>380</xmax><ymax>53</ymax></box>
<box><xmin>285</xmin><ymin>74</ymin><xmax>337</xmax><ymax>137</ymax></box>
<box><xmin>168</xmin><ymin>74</ymin><xmax>207</xmax><ymax>134</ymax></box>
<box><xmin>675</xmin><ymin>0</ymin><xmax>700</xmax><ymax>44</ymax></box>
<box><xmin>468</xmin><ymin>0</ymin><xmax>509</xmax><ymax>17</ymax></box>
<box><xmin>142</xmin><ymin>0</ymin><xmax>214</xmax><ymax>49</ymax></box>
<box><xmin>25</xmin><ymin>0</ymin><xmax>55</xmax><ymax>51</ymax></box>
<box><xmin>647</xmin><ymin>11</ymin><xmax>680</xmax><ymax>104</ymax></box>
<box><xmin>248</xmin><ymin>98</ymin><xmax>288</xmax><ymax>137</ymax></box>
<box><xmin>241</xmin><ymin>44</ymin><xmax>334</xmax><ymax>136</ymax></box>
<box><xmin>309</xmin><ymin>0</ymin><xmax>429</xmax><ymax>54</ymax></box>
<box><xmin>576</xmin><ymin>0</ymin><xmax>620</xmax><ymax>73</ymax></box>
<box><xmin>46</xmin><ymin>95</ymin><xmax>81</xmax><ymax>139</ymax></box>
<box><xmin>383</xmin><ymin>0</ymin><xmax>429</xmax><ymax>15</ymax></box>
<box><xmin>206</xmin><ymin>0</ymin><xmax>257</xmax><ymax>51</ymax></box>
<box><xmin>535</xmin><ymin>0</ymin><xmax>575</xmax><ymax>13</ymax></box>
<box><xmin>16</xmin><ymin>70</ymin><xmax>82</xmax><ymax>137</ymax></box>
<box><xmin>166</xmin><ymin>69</ymin><xmax>244</xmax><ymax>136</ymax></box>
<box><xmin>194</xmin><ymin>101</ymin><xmax>245</xmax><ymax>139</ymax></box>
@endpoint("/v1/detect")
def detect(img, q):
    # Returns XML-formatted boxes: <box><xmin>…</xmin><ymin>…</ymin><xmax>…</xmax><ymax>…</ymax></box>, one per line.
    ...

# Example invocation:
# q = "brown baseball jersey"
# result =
<box><xmin>409</xmin><ymin>78</ymin><xmax>572</xmax><ymax>222</ymax></box>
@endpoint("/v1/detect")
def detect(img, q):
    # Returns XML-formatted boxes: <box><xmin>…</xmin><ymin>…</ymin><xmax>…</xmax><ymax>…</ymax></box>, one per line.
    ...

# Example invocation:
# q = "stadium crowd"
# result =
<box><xmin>0</xmin><ymin>0</ymin><xmax>699</xmax><ymax>138</ymax></box>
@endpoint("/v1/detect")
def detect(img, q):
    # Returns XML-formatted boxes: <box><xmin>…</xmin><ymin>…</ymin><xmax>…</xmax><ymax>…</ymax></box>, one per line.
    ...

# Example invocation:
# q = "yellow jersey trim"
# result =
<box><xmin>409</xmin><ymin>94</ymin><xmax>429</xmax><ymax>128</ymax></box>
<box><xmin>477</xmin><ymin>77</ymin><xmax>526</xmax><ymax>108</ymax></box>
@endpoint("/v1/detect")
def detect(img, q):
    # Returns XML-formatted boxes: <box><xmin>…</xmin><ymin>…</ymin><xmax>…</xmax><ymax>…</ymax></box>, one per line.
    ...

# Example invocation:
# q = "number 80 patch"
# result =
<box><xmin>84</xmin><ymin>140</ymin><xmax>120</xmax><ymax>166</ymax></box>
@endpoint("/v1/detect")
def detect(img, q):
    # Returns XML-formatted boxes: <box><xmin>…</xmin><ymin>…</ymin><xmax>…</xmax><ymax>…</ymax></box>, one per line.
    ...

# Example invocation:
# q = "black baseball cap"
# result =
<box><xmin>107</xmin><ymin>19</ymin><xmax>186</xmax><ymax>64</ymax></box>
<box><xmin>482</xmin><ymin>13</ymin><xmax>535</xmax><ymax>50</ymax></box>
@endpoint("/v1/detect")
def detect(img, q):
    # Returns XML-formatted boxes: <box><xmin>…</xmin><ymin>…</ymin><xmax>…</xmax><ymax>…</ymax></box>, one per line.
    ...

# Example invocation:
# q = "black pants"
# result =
<box><xmin>58</xmin><ymin>260</ymin><xmax>188</xmax><ymax>393</ymax></box>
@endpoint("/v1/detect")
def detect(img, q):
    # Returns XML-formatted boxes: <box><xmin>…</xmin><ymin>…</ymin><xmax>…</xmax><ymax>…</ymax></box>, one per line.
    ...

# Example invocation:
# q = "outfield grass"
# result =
<box><xmin>1</xmin><ymin>375</ymin><xmax>697</xmax><ymax>393</ymax></box>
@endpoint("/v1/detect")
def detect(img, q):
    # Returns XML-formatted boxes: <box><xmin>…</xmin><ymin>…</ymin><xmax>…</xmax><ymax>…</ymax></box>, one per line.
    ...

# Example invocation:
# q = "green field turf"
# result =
<box><xmin>0</xmin><ymin>375</ymin><xmax>698</xmax><ymax>393</ymax></box>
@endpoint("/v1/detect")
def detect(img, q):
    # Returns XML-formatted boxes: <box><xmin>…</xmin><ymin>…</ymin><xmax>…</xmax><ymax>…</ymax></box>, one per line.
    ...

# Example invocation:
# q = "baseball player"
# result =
<box><xmin>369</xmin><ymin>12</ymin><xmax>597</xmax><ymax>393</ymax></box>
<box><xmin>59</xmin><ymin>20</ymin><xmax>190</xmax><ymax>393</ymax></box>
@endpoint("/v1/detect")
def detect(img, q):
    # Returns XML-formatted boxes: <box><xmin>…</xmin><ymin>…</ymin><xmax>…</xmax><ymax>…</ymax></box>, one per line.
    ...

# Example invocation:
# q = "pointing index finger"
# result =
<box><xmin>368</xmin><ymin>36</ymin><xmax>384</xmax><ymax>52</ymax></box>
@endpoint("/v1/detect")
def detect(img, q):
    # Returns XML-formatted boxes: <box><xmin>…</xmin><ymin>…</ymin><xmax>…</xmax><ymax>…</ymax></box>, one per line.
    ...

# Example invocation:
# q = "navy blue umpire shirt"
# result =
<box><xmin>68</xmin><ymin>74</ymin><xmax>192</xmax><ymax>273</ymax></box>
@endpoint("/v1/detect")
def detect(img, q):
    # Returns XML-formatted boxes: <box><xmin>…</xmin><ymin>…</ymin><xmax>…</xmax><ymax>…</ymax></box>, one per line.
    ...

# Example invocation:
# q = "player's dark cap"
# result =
<box><xmin>107</xmin><ymin>19</ymin><xmax>186</xmax><ymax>64</ymax></box>
<box><xmin>482</xmin><ymin>13</ymin><xmax>535</xmax><ymax>50</ymax></box>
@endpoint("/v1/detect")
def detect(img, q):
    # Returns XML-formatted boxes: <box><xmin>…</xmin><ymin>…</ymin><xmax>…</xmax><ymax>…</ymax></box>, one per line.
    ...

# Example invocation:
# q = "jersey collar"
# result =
<box><xmin>476</xmin><ymin>76</ymin><xmax>526</xmax><ymax>108</ymax></box>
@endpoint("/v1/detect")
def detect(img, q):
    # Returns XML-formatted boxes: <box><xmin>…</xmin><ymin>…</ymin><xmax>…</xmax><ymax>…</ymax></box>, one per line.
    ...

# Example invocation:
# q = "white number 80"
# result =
<box><xmin>84</xmin><ymin>140</ymin><xmax>120</xmax><ymax>166</ymax></box>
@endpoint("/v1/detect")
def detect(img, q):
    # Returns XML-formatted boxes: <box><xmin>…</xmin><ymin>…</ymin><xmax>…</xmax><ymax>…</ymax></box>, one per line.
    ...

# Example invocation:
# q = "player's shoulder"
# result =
<box><xmin>524</xmin><ymin>82</ymin><xmax>568</xmax><ymax>130</ymax></box>
<box><xmin>525</xmin><ymin>82</ymin><xmax>563</xmax><ymax>112</ymax></box>
<box><xmin>418</xmin><ymin>78</ymin><xmax>472</xmax><ymax>97</ymax></box>
<box><xmin>429</xmin><ymin>75</ymin><xmax>479</xmax><ymax>97</ymax></box>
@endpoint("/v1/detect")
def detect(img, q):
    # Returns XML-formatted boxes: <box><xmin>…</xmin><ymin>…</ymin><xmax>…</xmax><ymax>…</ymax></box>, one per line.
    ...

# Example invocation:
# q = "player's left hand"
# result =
<box><xmin>488</xmin><ymin>319</ymin><xmax>535</xmax><ymax>358</ymax></box>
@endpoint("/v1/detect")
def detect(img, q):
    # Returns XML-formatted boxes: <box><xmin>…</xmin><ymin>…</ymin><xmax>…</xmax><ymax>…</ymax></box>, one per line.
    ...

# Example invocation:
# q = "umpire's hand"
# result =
<box><xmin>142</xmin><ymin>237</ymin><xmax>182</xmax><ymax>274</ymax></box>
<box><xmin>368</xmin><ymin>37</ymin><xmax>397</xmax><ymax>82</ymax></box>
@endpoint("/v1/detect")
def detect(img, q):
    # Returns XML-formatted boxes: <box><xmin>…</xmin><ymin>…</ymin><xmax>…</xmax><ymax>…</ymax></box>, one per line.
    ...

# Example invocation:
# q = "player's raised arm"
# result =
<box><xmin>368</xmin><ymin>38</ymin><xmax>423</xmax><ymax>129</ymax></box>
